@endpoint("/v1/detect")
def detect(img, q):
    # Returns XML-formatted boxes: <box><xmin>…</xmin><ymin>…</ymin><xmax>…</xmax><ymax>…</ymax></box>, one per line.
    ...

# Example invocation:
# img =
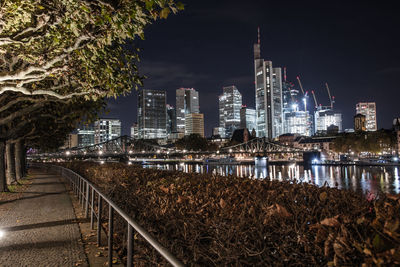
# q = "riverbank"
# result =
<box><xmin>56</xmin><ymin>161</ymin><xmax>400</xmax><ymax>266</ymax></box>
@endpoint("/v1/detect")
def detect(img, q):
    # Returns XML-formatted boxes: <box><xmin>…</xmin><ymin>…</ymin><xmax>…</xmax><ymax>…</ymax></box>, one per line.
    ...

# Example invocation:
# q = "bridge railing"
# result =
<box><xmin>31</xmin><ymin>163</ymin><xmax>183</xmax><ymax>267</ymax></box>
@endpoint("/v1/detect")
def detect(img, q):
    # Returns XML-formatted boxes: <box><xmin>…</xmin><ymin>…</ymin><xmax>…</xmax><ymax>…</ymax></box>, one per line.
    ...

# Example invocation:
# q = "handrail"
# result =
<box><xmin>30</xmin><ymin>163</ymin><xmax>184</xmax><ymax>267</ymax></box>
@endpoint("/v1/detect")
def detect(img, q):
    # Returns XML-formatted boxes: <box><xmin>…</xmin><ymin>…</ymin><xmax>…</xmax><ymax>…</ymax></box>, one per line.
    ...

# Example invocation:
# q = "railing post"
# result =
<box><xmin>127</xmin><ymin>224</ymin><xmax>134</xmax><ymax>267</ymax></box>
<box><xmin>97</xmin><ymin>196</ymin><xmax>102</xmax><ymax>246</ymax></box>
<box><xmin>108</xmin><ymin>206</ymin><xmax>114</xmax><ymax>267</ymax></box>
<box><xmin>90</xmin><ymin>187</ymin><xmax>95</xmax><ymax>229</ymax></box>
<box><xmin>85</xmin><ymin>182</ymin><xmax>89</xmax><ymax>218</ymax></box>
<box><xmin>81</xmin><ymin>181</ymin><xmax>85</xmax><ymax>209</ymax></box>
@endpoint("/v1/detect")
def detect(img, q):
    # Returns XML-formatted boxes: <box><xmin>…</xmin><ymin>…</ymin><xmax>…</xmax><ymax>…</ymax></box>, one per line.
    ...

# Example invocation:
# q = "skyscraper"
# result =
<box><xmin>240</xmin><ymin>106</ymin><xmax>257</xmax><ymax>133</ymax></box>
<box><xmin>285</xmin><ymin>111</ymin><xmax>312</xmax><ymax>136</ymax></box>
<box><xmin>138</xmin><ymin>89</ymin><xmax>167</xmax><ymax>139</ymax></box>
<box><xmin>185</xmin><ymin>113</ymin><xmax>205</xmax><ymax>137</ymax></box>
<box><xmin>254</xmin><ymin>28</ymin><xmax>283</xmax><ymax>138</ymax></box>
<box><xmin>94</xmin><ymin>118</ymin><xmax>121</xmax><ymax>144</ymax></box>
<box><xmin>166</xmin><ymin>104</ymin><xmax>176</xmax><ymax>136</ymax></box>
<box><xmin>356</xmin><ymin>102</ymin><xmax>377</xmax><ymax>131</ymax></box>
<box><xmin>219</xmin><ymin>85</ymin><xmax>242</xmax><ymax>138</ymax></box>
<box><xmin>77</xmin><ymin>124</ymin><xmax>95</xmax><ymax>147</ymax></box>
<box><xmin>176</xmin><ymin>88</ymin><xmax>199</xmax><ymax>133</ymax></box>
<box><xmin>314</xmin><ymin>109</ymin><xmax>342</xmax><ymax>134</ymax></box>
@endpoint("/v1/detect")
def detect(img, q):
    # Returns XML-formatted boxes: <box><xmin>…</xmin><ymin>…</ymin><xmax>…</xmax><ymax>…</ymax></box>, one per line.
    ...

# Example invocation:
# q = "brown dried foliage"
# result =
<box><xmin>59</xmin><ymin>162</ymin><xmax>400</xmax><ymax>266</ymax></box>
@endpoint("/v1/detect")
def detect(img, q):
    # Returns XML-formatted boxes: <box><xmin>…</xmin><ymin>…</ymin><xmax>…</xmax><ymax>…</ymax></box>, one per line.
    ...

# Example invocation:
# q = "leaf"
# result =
<box><xmin>219</xmin><ymin>198</ymin><xmax>226</xmax><ymax>208</ymax></box>
<box><xmin>319</xmin><ymin>192</ymin><xmax>328</xmax><ymax>202</ymax></box>
<box><xmin>176</xmin><ymin>2</ymin><xmax>185</xmax><ymax>10</ymax></box>
<box><xmin>320</xmin><ymin>216</ymin><xmax>340</xmax><ymax>227</ymax></box>
<box><xmin>160</xmin><ymin>8</ymin><xmax>170</xmax><ymax>19</ymax></box>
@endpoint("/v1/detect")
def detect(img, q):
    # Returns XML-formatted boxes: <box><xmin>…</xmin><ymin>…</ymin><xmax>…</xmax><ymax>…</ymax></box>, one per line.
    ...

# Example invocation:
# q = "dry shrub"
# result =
<box><xmin>58</xmin><ymin>162</ymin><xmax>400</xmax><ymax>266</ymax></box>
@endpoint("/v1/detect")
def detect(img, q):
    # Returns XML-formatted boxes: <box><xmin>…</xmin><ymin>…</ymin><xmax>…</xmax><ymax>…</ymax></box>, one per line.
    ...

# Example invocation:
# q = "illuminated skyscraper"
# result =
<box><xmin>254</xmin><ymin>28</ymin><xmax>283</xmax><ymax>138</ymax></box>
<box><xmin>356</xmin><ymin>102</ymin><xmax>377</xmax><ymax>131</ymax></box>
<box><xmin>176</xmin><ymin>88</ymin><xmax>199</xmax><ymax>133</ymax></box>
<box><xmin>285</xmin><ymin>110</ymin><xmax>312</xmax><ymax>136</ymax></box>
<box><xmin>94</xmin><ymin>118</ymin><xmax>121</xmax><ymax>144</ymax></box>
<box><xmin>137</xmin><ymin>89</ymin><xmax>167</xmax><ymax>139</ymax></box>
<box><xmin>314</xmin><ymin>109</ymin><xmax>342</xmax><ymax>134</ymax></box>
<box><xmin>219</xmin><ymin>85</ymin><xmax>242</xmax><ymax>138</ymax></box>
<box><xmin>240</xmin><ymin>106</ymin><xmax>257</xmax><ymax>133</ymax></box>
<box><xmin>185</xmin><ymin>113</ymin><xmax>205</xmax><ymax>137</ymax></box>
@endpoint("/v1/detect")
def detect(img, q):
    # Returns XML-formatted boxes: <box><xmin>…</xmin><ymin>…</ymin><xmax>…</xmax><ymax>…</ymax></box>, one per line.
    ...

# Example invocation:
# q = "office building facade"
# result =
<box><xmin>176</xmin><ymin>88</ymin><xmax>199</xmax><ymax>133</ymax></box>
<box><xmin>138</xmin><ymin>89</ymin><xmax>167</xmax><ymax>139</ymax></box>
<box><xmin>285</xmin><ymin>111</ymin><xmax>312</xmax><ymax>136</ymax></box>
<box><xmin>240</xmin><ymin>106</ymin><xmax>257</xmax><ymax>133</ymax></box>
<box><xmin>314</xmin><ymin>109</ymin><xmax>342</xmax><ymax>134</ymax></box>
<box><xmin>254</xmin><ymin>29</ymin><xmax>283</xmax><ymax>138</ymax></box>
<box><xmin>185</xmin><ymin>113</ymin><xmax>205</xmax><ymax>137</ymax></box>
<box><xmin>356</xmin><ymin>102</ymin><xmax>377</xmax><ymax>131</ymax></box>
<box><xmin>219</xmin><ymin>85</ymin><xmax>242</xmax><ymax>138</ymax></box>
<box><xmin>354</xmin><ymin>114</ymin><xmax>366</xmax><ymax>132</ymax></box>
<box><xmin>94</xmin><ymin>118</ymin><xmax>121</xmax><ymax>144</ymax></box>
<box><xmin>77</xmin><ymin>124</ymin><xmax>95</xmax><ymax>147</ymax></box>
<box><xmin>166</xmin><ymin>104</ymin><xmax>176</xmax><ymax>136</ymax></box>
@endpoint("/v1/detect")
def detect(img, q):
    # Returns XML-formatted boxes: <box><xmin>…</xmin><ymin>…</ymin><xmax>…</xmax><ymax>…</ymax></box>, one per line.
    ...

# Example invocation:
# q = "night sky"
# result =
<box><xmin>107</xmin><ymin>0</ymin><xmax>400</xmax><ymax>136</ymax></box>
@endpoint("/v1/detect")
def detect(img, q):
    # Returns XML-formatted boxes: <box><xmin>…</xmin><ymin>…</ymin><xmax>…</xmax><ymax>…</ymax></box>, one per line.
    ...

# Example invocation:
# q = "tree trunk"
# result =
<box><xmin>0</xmin><ymin>140</ymin><xmax>7</xmax><ymax>192</ymax></box>
<box><xmin>15</xmin><ymin>140</ymin><xmax>23</xmax><ymax>180</ymax></box>
<box><xmin>6</xmin><ymin>142</ymin><xmax>16</xmax><ymax>185</ymax></box>
<box><xmin>22</xmin><ymin>141</ymin><xmax>27</xmax><ymax>177</ymax></box>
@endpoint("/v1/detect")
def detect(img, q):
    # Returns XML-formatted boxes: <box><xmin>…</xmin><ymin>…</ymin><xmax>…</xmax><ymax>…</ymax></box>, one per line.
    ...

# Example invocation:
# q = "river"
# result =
<box><xmin>143</xmin><ymin>162</ymin><xmax>400</xmax><ymax>195</ymax></box>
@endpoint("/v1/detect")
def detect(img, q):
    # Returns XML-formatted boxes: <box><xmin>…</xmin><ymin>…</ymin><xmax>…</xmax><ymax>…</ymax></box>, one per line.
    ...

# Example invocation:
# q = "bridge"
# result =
<box><xmin>30</xmin><ymin>135</ymin><xmax>319</xmax><ymax>163</ymax></box>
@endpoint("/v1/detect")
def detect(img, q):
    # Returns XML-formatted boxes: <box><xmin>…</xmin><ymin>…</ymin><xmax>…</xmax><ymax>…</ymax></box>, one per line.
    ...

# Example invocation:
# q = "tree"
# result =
<box><xmin>175</xmin><ymin>134</ymin><xmax>214</xmax><ymax>152</ymax></box>
<box><xmin>0</xmin><ymin>0</ymin><xmax>183</xmax><ymax>191</ymax></box>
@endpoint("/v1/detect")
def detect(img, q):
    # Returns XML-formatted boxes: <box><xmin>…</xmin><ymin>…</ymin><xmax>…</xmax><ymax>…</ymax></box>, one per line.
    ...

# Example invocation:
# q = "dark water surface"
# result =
<box><xmin>143</xmin><ymin>163</ymin><xmax>400</xmax><ymax>195</ymax></box>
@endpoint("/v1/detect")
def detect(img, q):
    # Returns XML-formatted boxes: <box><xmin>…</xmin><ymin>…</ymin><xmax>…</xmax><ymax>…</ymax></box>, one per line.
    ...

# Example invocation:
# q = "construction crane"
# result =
<box><xmin>325</xmin><ymin>82</ymin><xmax>335</xmax><ymax>109</ymax></box>
<box><xmin>296</xmin><ymin>76</ymin><xmax>305</xmax><ymax>95</ymax></box>
<box><xmin>311</xmin><ymin>90</ymin><xmax>318</xmax><ymax>109</ymax></box>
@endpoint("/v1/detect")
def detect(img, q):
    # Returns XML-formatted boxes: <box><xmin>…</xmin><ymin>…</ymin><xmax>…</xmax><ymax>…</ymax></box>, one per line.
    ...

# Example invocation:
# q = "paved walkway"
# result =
<box><xmin>0</xmin><ymin>168</ymin><xmax>88</xmax><ymax>266</ymax></box>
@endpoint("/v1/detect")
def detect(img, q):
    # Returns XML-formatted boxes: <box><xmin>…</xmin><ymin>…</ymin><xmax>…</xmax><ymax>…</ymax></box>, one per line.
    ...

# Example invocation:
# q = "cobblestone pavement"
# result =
<box><xmin>0</xmin><ymin>168</ymin><xmax>88</xmax><ymax>266</ymax></box>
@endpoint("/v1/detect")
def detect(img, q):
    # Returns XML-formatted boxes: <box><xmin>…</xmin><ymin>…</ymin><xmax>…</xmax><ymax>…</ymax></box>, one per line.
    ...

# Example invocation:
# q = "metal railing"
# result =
<box><xmin>32</xmin><ymin>163</ymin><xmax>184</xmax><ymax>267</ymax></box>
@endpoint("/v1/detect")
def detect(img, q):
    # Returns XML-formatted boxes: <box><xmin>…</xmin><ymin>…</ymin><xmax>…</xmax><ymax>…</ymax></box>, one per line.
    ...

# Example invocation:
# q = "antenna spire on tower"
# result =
<box><xmin>257</xmin><ymin>27</ymin><xmax>260</xmax><ymax>44</ymax></box>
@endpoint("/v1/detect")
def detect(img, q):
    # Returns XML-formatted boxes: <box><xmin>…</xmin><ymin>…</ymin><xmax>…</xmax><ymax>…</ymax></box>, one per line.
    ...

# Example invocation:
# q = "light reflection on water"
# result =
<box><xmin>143</xmin><ymin>163</ymin><xmax>400</xmax><ymax>195</ymax></box>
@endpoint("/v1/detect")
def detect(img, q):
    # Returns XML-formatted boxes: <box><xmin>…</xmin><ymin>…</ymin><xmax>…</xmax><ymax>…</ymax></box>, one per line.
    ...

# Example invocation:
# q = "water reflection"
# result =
<box><xmin>143</xmin><ymin>163</ymin><xmax>400</xmax><ymax>195</ymax></box>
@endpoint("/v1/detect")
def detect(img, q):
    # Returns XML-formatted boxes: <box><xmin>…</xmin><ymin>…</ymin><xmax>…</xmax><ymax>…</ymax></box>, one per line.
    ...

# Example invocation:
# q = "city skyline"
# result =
<box><xmin>106</xmin><ymin>0</ymin><xmax>400</xmax><ymax>136</ymax></box>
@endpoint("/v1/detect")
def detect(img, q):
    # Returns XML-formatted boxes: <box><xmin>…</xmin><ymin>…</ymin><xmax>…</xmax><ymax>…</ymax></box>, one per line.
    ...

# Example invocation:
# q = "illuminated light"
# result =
<box><xmin>229</xmin><ymin>149</ymin><xmax>233</xmax><ymax>153</ymax></box>
<box><xmin>312</xmin><ymin>158</ymin><xmax>320</xmax><ymax>164</ymax></box>
<box><xmin>66</xmin><ymin>151</ymin><xmax>70</xmax><ymax>156</ymax></box>
<box><xmin>98</xmin><ymin>151</ymin><xmax>103</xmax><ymax>155</ymax></box>
<box><xmin>393</xmin><ymin>157</ymin><xmax>399</xmax><ymax>162</ymax></box>
<box><xmin>156</xmin><ymin>150</ymin><xmax>160</xmax><ymax>154</ymax></box>
<box><xmin>128</xmin><ymin>162</ymin><xmax>132</xmax><ymax>165</ymax></box>
<box><xmin>100</xmin><ymin>161</ymin><xmax>105</xmax><ymax>164</ymax></box>
<box><xmin>129</xmin><ymin>150</ymin><xmax>133</xmax><ymax>154</ymax></box>
<box><xmin>0</xmin><ymin>230</ymin><xmax>5</xmax><ymax>239</ymax></box>
<box><xmin>216</xmin><ymin>150</ymin><xmax>220</xmax><ymax>154</ymax></box>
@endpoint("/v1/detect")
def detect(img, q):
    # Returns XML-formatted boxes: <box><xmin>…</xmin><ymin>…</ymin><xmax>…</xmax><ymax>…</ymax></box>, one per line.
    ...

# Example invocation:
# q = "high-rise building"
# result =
<box><xmin>138</xmin><ymin>89</ymin><xmax>167</xmax><ymax>139</ymax></box>
<box><xmin>240</xmin><ymin>106</ymin><xmax>257</xmax><ymax>133</ymax></box>
<box><xmin>219</xmin><ymin>85</ymin><xmax>242</xmax><ymax>138</ymax></box>
<box><xmin>130</xmin><ymin>123</ymin><xmax>139</xmax><ymax>139</ymax></box>
<box><xmin>285</xmin><ymin>111</ymin><xmax>312</xmax><ymax>136</ymax></box>
<box><xmin>356</xmin><ymin>102</ymin><xmax>377</xmax><ymax>131</ymax></box>
<box><xmin>94</xmin><ymin>118</ymin><xmax>121</xmax><ymax>144</ymax></box>
<box><xmin>166</xmin><ymin>104</ymin><xmax>176</xmax><ymax>136</ymax></box>
<box><xmin>77</xmin><ymin>124</ymin><xmax>95</xmax><ymax>147</ymax></box>
<box><xmin>354</xmin><ymin>114</ymin><xmax>366</xmax><ymax>132</ymax></box>
<box><xmin>314</xmin><ymin>109</ymin><xmax>342</xmax><ymax>134</ymax></box>
<box><xmin>254</xmin><ymin>28</ymin><xmax>283</xmax><ymax>138</ymax></box>
<box><xmin>185</xmin><ymin>113</ymin><xmax>205</xmax><ymax>137</ymax></box>
<box><xmin>176</xmin><ymin>88</ymin><xmax>199</xmax><ymax>133</ymax></box>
